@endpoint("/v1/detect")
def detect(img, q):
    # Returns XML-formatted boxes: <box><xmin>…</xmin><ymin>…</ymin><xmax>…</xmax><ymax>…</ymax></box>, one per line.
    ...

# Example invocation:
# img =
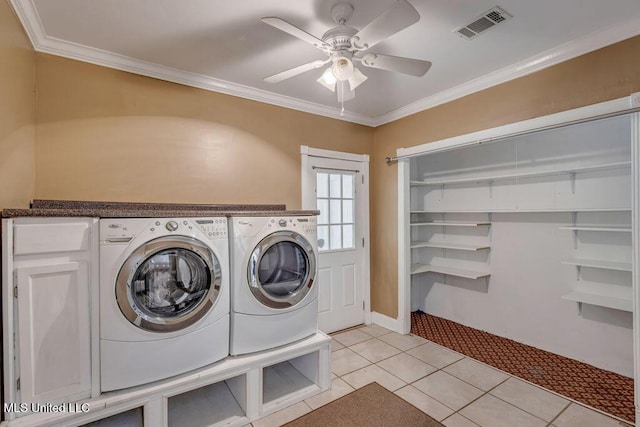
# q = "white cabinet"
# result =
<box><xmin>2</xmin><ymin>217</ymin><xmax>99</xmax><ymax>420</ymax></box>
<box><xmin>16</xmin><ymin>261</ymin><xmax>91</xmax><ymax>406</ymax></box>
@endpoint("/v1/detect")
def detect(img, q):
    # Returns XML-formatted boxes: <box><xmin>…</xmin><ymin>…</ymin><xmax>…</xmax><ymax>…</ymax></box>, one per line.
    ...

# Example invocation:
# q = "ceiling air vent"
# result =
<box><xmin>455</xmin><ymin>6</ymin><xmax>512</xmax><ymax>40</ymax></box>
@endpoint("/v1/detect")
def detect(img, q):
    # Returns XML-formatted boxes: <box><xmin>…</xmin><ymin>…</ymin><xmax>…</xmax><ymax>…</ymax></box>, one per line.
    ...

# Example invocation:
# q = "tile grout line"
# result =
<box><xmin>447</xmin><ymin>374</ymin><xmax>511</xmax><ymax>420</ymax></box>
<box><xmin>411</xmin><ymin>314</ymin><xmax>635</xmax><ymax>424</ymax></box>
<box><xmin>545</xmin><ymin>401</ymin><xmax>572</xmax><ymax>427</ymax></box>
<box><xmin>406</xmin><ymin>334</ymin><xmax>635</xmax><ymax>425</ymax></box>
<box><xmin>337</xmin><ymin>327</ymin><xmax>633</xmax><ymax>427</ymax></box>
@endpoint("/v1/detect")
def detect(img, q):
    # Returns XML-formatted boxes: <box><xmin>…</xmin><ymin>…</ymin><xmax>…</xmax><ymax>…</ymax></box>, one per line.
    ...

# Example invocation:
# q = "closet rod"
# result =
<box><xmin>385</xmin><ymin>105</ymin><xmax>640</xmax><ymax>164</ymax></box>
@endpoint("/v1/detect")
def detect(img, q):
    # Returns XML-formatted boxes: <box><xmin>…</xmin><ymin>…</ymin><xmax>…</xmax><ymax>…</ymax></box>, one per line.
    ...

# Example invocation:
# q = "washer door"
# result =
<box><xmin>247</xmin><ymin>231</ymin><xmax>317</xmax><ymax>309</ymax></box>
<box><xmin>116</xmin><ymin>236</ymin><xmax>221</xmax><ymax>332</ymax></box>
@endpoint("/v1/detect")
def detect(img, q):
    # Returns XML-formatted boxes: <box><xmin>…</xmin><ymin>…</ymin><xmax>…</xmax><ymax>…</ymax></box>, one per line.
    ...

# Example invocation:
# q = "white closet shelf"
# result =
<box><xmin>562</xmin><ymin>259</ymin><xmax>632</xmax><ymax>272</ymax></box>
<box><xmin>411</xmin><ymin>241</ymin><xmax>490</xmax><ymax>251</ymax></box>
<box><xmin>410</xmin><ymin>221</ymin><xmax>491</xmax><ymax>227</ymax></box>
<box><xmin>562</xmin><ymin>291</ymin><xmax>632</xmax><ymax>312</ymax></box>
<box><xmin>410</xmin><ymin>161</ymin><xmax>631</xmax><ymax>186</ymax></box>
<box><xmin>411</xmin><ymin>208</ymin><xmax>631</xmax><ymax>214</ymax></box>
<box><xmin>559</xmin><ymin>225</ymin><xmax>631</xmax><ymax>232</ymax></box>
<box><xmin>411</xmin><ymin>264</ymin><xmax>490</xmax><ymax>279</ymax></box>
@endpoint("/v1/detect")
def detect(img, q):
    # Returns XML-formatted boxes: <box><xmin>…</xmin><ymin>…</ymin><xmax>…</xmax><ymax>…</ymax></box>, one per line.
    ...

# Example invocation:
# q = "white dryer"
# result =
<box><xmin>230</xmin><ymin>216</ymin><xmax>318</xmax><ymax>355</ymax></box>
<box><xmin>100</xmin><ymin>217</ymin><xmax>229</xmax><ymax>391</ymax></box>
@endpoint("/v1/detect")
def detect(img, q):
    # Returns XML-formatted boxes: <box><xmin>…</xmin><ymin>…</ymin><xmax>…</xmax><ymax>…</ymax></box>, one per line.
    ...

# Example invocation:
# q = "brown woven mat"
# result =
<box><xmin>284</xmin><ymin>382</ymin><xmax>443</xmax><ymax>427</ymax></box>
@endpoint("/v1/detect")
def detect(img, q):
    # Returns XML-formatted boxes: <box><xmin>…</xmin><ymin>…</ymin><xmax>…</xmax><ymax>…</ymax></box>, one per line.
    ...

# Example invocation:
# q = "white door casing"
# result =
<box><xmin>301</xmin><ymin>146</ymin><xmax>370</xmax><ymax>333</ymax></box>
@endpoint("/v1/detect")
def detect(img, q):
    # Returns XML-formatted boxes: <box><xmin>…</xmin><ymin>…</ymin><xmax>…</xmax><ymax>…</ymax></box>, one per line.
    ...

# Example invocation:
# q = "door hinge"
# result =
<box><xmin>16</xmin><ymin>378</ymin><xmax>20</xmax><ymax>391</ymax></box>
<box><xmin>362</xmin><ymin>174</ymin><xmax>364</xmax><ymax>184</ymax></box>
<box><xmin>13</xmin><ymin>286</ymin><xmax>18</xmax><ymax>298</ymax></box>
<box><xmin>362</xmin><ymin>301</ymin><xmax>365</xmax><ymax>310</ymax></box>
<box><xmin>362</xmin><ymin>237</ymin><xmax>365</xmax><ymax>248</ymax></box>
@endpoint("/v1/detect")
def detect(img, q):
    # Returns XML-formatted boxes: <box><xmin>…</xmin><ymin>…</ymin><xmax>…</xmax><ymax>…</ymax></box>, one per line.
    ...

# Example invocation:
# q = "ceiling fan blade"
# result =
<box><xmin>351</xmin><ymin>0</ymin><xmax>420</xmax><ymax>50</ymax></box>
<box><xmin>261</xmin><ymin>17</ymin><xmax>328</xmax><ymax>50</ymax></box>
<box><xmin>264</xmin><ymin>59</ymin><xmax>329</xmax><ymax>83</ymax></box>
<box><xmin>336</xmin><ymin>81</ymin><xmax>355</xmax><ymax>103</ymax></box>
<box><xmin>359</xmin><ymin>53</ymin><xmax>431</xmax><ymax>76</ymax></box>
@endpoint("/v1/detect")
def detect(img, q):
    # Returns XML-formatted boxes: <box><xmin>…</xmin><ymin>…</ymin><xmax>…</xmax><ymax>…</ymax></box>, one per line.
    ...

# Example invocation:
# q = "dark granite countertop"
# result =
<box><xmin>30</xmin><ymin>199</ymin><xmax>287</xmax><ymax>211</ymax></box>
<box><xmin>1</xmin><ymin>200</ymin><xmax>318</xmax><ymax>218</ymax></box>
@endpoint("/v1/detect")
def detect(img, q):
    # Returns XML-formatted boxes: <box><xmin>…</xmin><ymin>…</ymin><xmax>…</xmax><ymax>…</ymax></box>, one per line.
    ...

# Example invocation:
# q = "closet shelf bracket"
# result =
<box><xmin>570</xmin><ymin>172</ymin><xmax>576</xmax><ymax>194</ymax></box>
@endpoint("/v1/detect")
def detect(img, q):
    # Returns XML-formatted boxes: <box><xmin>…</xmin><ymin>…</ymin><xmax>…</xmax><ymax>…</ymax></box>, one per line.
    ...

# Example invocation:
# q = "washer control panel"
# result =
<box><xmin>297</xmin><ymin>217</ymin><xmax>317</xmax><ymax>234</ymax></box>
<box><xmin>194</xmin><ymin>218</ymin><xmax>228</xmax><ymax>239</ymax></box>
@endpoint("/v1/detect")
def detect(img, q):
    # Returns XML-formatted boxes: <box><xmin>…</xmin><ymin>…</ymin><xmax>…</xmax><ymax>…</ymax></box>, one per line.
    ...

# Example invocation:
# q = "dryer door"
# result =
<box><xmin>247</xmin><ymin>231</ymin><xmax>317</xmax><ymax>309</ymax></box>
<box><xmin>116</xmin><ymin>236</ymin><xmax>222</xmax><ymax>332</ymax></box>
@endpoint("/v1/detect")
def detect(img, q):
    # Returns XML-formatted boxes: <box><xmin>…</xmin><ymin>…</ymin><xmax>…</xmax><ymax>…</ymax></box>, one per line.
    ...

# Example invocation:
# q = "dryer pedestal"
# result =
<box><xmin>230</xmin><ymin>300</ymin><xmax>318</xmax><ymax>355</ymax></box>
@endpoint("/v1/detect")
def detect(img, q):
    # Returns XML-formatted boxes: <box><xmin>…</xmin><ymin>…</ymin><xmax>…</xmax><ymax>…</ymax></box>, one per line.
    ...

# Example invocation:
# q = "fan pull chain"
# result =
<box><xmin>340</xmin><ymin>84</ymin><xmax>345</xmax><ymax>116</ymax></box>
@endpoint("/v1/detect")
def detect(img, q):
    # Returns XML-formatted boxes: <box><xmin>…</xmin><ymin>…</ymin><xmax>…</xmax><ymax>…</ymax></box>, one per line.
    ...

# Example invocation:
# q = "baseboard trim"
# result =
<box><xmin>371</xmin><ymin>312</ymin><xmax>400</xmax><ymax>333</ymax></box>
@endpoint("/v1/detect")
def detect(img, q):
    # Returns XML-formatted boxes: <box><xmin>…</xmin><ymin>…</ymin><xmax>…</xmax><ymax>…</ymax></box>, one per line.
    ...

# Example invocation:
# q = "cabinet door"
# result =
<box><xmin>16</xmin><ymin>261</ymin><xmax>91</xmax><ymax>405</ymax></box>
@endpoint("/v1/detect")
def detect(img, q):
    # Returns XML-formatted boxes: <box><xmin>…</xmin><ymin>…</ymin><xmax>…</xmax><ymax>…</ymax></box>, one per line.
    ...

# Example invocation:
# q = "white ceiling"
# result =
<box><xmin>12</xmin><ymin>0</ymin><xmax>640</xmax><ymax>126</ymax></box>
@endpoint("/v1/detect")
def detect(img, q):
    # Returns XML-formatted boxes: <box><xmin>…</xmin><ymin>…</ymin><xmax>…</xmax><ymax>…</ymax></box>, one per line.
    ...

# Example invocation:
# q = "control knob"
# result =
<box><xmin>166</xmin><ymin>221</ymin><xmax>179</xmax><ymax>231</ymax></box>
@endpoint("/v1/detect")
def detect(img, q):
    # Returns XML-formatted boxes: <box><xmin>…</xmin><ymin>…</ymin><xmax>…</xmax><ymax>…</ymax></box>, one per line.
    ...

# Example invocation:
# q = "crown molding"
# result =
<box><xmin>9</xmin><ymin>0</ymin><xmax>376</xmax><ymax>127</ymax></box>
<box><xmin>11</xmin><ymin>0</ymin><xmax>640</xmax><ymax>129</ymax></box>
<box><xmin>372</xmin><ymin>16</ymin><xmax>640</xmax><ymax>126</ymax></box>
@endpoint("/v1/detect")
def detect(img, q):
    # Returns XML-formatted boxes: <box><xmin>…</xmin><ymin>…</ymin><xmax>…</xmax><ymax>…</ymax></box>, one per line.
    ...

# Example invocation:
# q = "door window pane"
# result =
<box><xmin>342</xmin><ymin>199</ymin><xmax>353</xmax><ymax>224</ymax></box>
<box><xmin>315</xmin><ymin>170</ymin><xmax>357</xmax><ymax>252</ymax></box>
<box><xmin>329</xmin><ymin>174</ymin><xmax>342</xmax><ymax>198</ymax></box>
<box><xmin>316</xmin><ymin>173</ymin><xmax>328</xmax><ymax>198</ymax></box>
<box><xmin>329</xmin><ymin>199</ymin><xmax>342</xmax><ymax>224</ymax></box>
<box><xmin>317</xmin><ymin>199</ymin><xmax>328</xmax><ymax>224</ymax></box>
<box><xmin>342</xmin><ymin>175</ymin><xmax>354</xmax><ymax>199</ymax></box>
<box><xmin>317</xmin><ymin>225</ymin><xmax>329</xmax><ymax>250</ymax></box>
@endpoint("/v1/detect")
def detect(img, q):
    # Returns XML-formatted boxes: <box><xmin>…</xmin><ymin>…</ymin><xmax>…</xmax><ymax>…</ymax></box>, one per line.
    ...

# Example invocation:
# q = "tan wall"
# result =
<box><xmin>34</xmin><ymin>54</ymin><xmax>373</xmax><ymax>208</ymax></box>
<box><xmin>23</xmin><ymin>31</ymin><xmax>640</xmax><ymax>320</ymax></box>
<box><xmin>0</xmin><ymin>1</ymin><xmax>35</xmax><ymax>209</ymax></box>
<box><xmin>371</xmin><ymin>35</ymin><xmax>640</xmax><ymax>318</ymax></box>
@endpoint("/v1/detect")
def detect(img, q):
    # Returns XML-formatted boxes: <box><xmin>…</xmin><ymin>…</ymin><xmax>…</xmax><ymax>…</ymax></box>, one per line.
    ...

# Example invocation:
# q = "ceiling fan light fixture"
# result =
<box><xmin>331</xmin><ymin>56</ymin><xmax>354</xmax><ymax>81</ymax></box>
<box><xmin>317</xmin><ymin>67</ymin><xmax>337</xmax><ymax>91</ymax></box>
<box><xmin>348</xmin><ymin>67</ymin><xmax>368</xmax><ymax>91</ymax></box>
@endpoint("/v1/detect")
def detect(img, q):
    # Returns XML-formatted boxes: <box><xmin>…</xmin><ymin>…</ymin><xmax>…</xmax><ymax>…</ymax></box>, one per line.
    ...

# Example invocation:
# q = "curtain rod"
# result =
<box><xmin>311</xmin><ymin>166</ymin><xmax>360</xmax><ymax>173</ymax></box>
<box><xmin>385</xmin><ymin>105</ymin><xmax>640</xmax><ymax>164</ymax></box>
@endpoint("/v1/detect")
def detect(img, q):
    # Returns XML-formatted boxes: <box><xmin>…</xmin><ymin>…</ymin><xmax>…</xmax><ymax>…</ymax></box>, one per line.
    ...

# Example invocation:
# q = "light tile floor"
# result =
<box><xmin>251</xmin><ymin>326</ymin><xmax>632</xmax><ymax>427</ymax></box>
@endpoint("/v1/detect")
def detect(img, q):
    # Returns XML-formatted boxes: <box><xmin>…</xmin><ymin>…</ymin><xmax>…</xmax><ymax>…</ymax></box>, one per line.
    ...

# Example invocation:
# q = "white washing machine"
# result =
<box><xmin>100</xmin><ymin>217</ymin><xmax>229</xmax><ymax>391</ymax></box>
<box><xmin>230</xmin><ymin>215</ymin><xmax>318</xmax><ymax>355</ymax></box>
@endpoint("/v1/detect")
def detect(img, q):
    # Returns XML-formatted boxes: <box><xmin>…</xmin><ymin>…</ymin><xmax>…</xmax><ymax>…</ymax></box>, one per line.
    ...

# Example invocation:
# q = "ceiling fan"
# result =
<box><xmin>261</xmin><ymin>0</ymin><xmax>432</xmax><ymax>104</ymax></box>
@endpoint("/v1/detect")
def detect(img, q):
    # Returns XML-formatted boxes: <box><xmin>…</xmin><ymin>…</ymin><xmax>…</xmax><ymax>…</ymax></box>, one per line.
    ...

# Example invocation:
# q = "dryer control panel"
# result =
<box><xmin>265</xmin><ymin>217</ymin><xmax>317</xmax><ymax>234</ymax></box>
<box><xmin>194</xmin><ymin>218</ymin><xmax>228</xmax><ymax>239</ymax></box>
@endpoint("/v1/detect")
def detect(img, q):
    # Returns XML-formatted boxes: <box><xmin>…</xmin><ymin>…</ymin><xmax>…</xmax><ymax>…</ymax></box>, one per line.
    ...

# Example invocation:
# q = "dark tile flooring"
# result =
<box><xmin>411</xmin><ymin>312</ymin><xmax>635</xmax><ymax>423</ymax></box>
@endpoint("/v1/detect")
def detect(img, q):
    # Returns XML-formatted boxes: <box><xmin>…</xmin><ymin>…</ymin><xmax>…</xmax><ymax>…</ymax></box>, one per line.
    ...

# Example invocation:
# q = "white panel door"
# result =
<box><xmin>16</xmin><ymin>261</ymin><xmax>91</xmax><ymax>405</ymax></box>
<box><xmin>306</xmin><ymin>156</ymin><xmax>367</xmax><ymax>333</ymax></box>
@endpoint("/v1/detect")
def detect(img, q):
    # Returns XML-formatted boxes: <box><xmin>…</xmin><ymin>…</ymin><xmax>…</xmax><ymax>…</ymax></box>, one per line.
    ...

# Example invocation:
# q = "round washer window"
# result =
<box><xmin>130</xmin><ymin>248</ymin><xmax>211</xmax><ymax>319</ymax></box>
<box><xmin>247</xmin><ymin>231</ymin><xmax>317</xmax><ymax>309</ymax></box>
<box><xmin>116</xmin><ymin>236</ymin><xmax>221</xmax><ymax>332</ymax></box>
<box><xmin>258</xmin><ymin>241</ymin><xmax>308</xmax><ymax>298</ymax></box>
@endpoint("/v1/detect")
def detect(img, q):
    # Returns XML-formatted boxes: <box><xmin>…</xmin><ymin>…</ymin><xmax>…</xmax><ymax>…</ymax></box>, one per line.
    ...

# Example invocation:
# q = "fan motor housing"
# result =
<box><xmin>322</xmin><ymin>26</ymin><xmax>358</xmax><ymax>51</ymax></box>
